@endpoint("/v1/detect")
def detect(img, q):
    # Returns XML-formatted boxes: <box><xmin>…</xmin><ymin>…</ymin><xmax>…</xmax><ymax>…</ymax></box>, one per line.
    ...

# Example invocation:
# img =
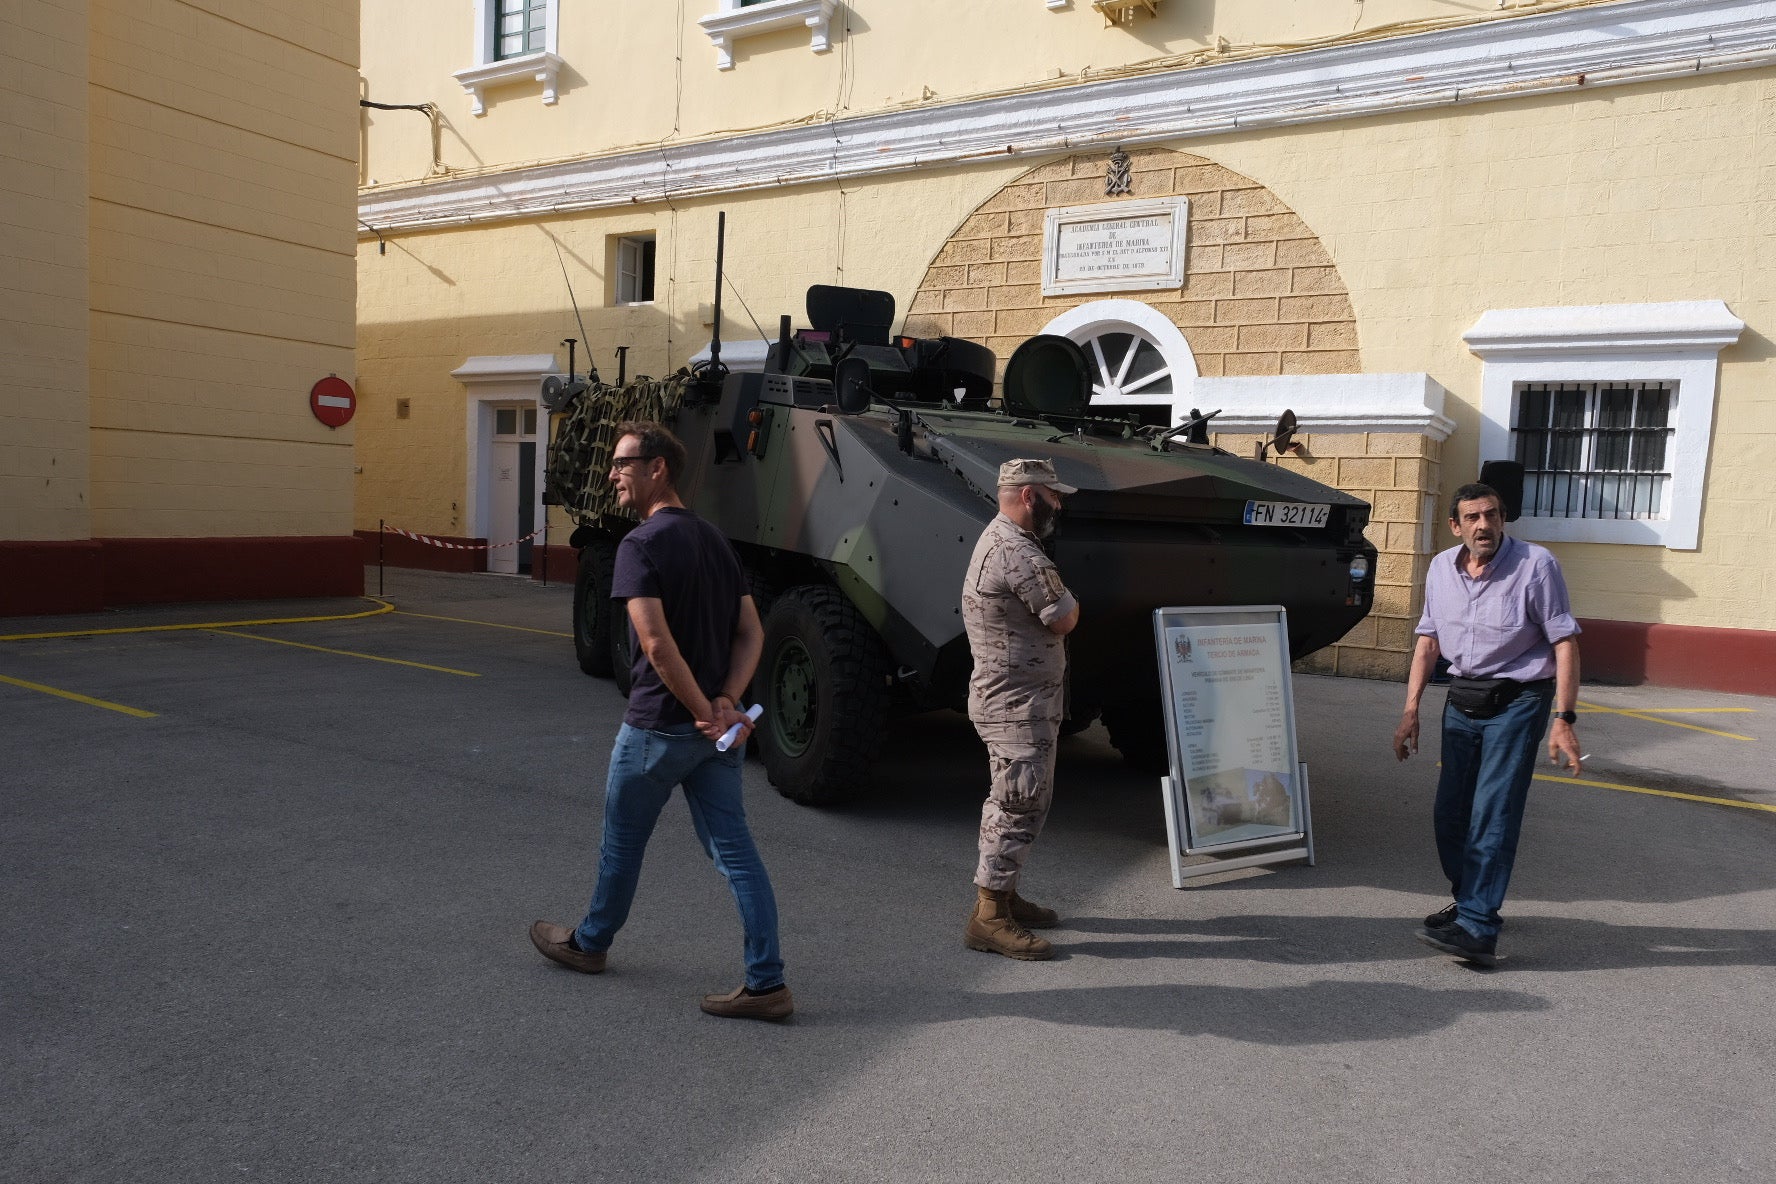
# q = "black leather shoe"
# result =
<box><xmin>1415</xmin><ymin>922</ymin><xmax>1497</xmax><ymax>967</ymax></box>
<box><xmin>1424</xmin><ymin>902</ymin><xmax>1458</xmax><ymax>928</ymax></box>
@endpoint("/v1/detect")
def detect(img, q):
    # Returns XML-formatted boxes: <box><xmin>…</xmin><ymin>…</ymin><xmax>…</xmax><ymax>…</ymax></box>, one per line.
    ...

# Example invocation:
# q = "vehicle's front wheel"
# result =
<box><xmin>753</xmin><ymin>585</ymin><xmax>890</xmax><ymax>806</ymax></box>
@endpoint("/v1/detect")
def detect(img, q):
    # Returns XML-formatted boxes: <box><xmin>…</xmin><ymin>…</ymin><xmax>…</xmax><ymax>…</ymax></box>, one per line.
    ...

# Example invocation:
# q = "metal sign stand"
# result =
<box><xmin>1152</xmin><ymin>605</ymin><xmax>1316</xmax><ymax>888</ymax></box>
<box><xmin>1163</xmin><ymin>767</ymin><xmax>1314</xmax><ymax>887</ymax></box>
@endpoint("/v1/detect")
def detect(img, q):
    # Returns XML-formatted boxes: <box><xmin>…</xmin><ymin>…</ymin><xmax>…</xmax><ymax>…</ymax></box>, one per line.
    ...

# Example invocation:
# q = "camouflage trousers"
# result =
<box><xmin>972</xmin><ymin>718</ymin><xmax>1061</xmax><ymax>891</ymax></box>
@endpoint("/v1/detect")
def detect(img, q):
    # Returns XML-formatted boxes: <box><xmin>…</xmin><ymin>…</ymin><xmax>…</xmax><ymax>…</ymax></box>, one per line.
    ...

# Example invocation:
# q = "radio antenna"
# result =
<box><xmin>708</xmin><ymin>211</ymin><xmax>725</xmax><ymax>374</ymax></box>
<box><xmin>552</xmin><ymin>235</ymin><xmax>598</xmax><ymax>383</ymax></box>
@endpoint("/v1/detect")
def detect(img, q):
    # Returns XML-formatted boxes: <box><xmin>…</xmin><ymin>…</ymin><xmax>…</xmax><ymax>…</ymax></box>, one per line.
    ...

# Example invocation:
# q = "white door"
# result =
<box><xmin>486</xmin><ymin>405</ymin><xmax>538</xmax><ymax>574</ymax></box>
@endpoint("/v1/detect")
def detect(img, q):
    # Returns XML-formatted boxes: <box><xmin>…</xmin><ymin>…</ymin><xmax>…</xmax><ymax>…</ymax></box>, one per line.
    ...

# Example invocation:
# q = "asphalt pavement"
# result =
<box><xmin>3</xmin><ymin>568</ymin><xmax>1772</xmax><ymax>1183</ymax></box>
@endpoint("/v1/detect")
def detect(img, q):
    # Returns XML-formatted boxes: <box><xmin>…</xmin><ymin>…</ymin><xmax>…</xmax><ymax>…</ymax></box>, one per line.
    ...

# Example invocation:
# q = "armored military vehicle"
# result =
<box><xmin>547</xmin><ymin>278</ymin><xmax>1376</xmax><ymax>806</ymax></box>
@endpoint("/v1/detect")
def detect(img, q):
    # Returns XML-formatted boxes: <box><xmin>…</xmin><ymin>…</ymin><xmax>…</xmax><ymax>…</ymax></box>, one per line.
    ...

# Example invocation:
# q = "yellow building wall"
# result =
<box><xmin>356</xmin><ymin>1</ymin><xmax>1773</xmax><ymax>677</ymax></box>
<box><xmin>1195</xmin><ymin>72</ymin><xmax>1775</xmax><ymax>637</ymax></box>
<box><xmin>1</xmin><ymin>0</ymin><xmax>91</xmax><ymax>542</ymax></box>
<box><xmin>359</xmin><ymin>1</ymin><xmax>1603</xmax><ymax>189</ymax></box>
<box><xmin>85</xmin><ymin>0</ymin><xmax>360</xmax><ymax>538</ymax></box>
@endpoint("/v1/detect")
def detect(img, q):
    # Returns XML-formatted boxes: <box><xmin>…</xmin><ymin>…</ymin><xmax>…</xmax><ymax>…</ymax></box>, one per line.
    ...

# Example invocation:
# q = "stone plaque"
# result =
<box><xmin>1042</xmin><ymin>196</ymin><xmax>1189</xmax><ymax>297</ymax></box>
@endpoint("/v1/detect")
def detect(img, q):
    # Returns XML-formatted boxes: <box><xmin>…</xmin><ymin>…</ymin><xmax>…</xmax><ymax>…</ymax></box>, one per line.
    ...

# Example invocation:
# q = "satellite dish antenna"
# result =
<box><xmin>1254</xmin><ymin>409</ymin><xmax>1302</xmax><ymax>462</ymax></box>
<box><xmin>540</xmin><ymin>373</ymin><xmax>588</xmax><ymax>412</ymax></box>
<box><xmin>834</xmin><ymin>355</ymin><xmax>873</xmax><ymax>415</ymax></box>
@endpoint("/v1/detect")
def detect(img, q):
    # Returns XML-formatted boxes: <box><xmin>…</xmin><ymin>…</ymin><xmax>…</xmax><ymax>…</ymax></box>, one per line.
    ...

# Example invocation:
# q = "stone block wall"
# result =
<box><xmin>902</xmin><ymin>148</ymin><xmax>1360</xmax><ymax>379</ymax></box>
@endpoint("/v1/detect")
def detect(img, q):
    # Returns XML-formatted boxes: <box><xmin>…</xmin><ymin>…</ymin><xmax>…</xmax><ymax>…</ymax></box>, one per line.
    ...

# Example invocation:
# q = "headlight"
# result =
<box><xmin>1349</xmin><ymin>555</ymin><xmax>1371</xmax><ymax>583</ymax></box>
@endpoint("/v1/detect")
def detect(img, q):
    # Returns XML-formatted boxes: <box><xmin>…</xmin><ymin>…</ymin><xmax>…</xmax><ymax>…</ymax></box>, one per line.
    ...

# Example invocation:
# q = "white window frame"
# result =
<box><xmin>698</xmin><ymin>0</ymin><xmax>836</xmax><ymax>70</ymax></box>
<box><xmin>454</xmin><ymin>0</ymin><xmax>563</xmax><ymax>116</ymax></box>
<box><xmin>1040</xmin><ymin>299</ymin><xmax>1198</xmax><ymax>425</ymax></box>
<box><xmin>1463</xmin><ymin>301</ymin><xmax>1744</xmax><ymax>551</ymax></box>
<box><xmin>616</xmin><ymin>235</ymin><xmax>656</xmax><ymax>306</ymax></box>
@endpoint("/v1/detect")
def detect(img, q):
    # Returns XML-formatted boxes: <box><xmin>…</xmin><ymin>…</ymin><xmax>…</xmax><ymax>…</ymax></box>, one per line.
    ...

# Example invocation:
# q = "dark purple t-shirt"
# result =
<box><xmin>611</xmin><ymin>507</ymin><xmax>746</xmax><ymax>729</ymax></box>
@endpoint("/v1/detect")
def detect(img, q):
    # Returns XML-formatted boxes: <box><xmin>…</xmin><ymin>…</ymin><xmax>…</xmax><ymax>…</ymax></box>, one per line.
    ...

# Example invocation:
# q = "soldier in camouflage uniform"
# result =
<box><xmin>960</xmin><ymin>458</ymin><xmax>1082</xmax><ymax>961</ymax></box>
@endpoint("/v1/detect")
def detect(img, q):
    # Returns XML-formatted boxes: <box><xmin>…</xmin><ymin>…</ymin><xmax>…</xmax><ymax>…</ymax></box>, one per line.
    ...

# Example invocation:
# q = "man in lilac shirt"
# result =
<box><xmin>1393</xmin><ymin>482</ymin><xmax>1584</xmax><ymax>966</ymax></box>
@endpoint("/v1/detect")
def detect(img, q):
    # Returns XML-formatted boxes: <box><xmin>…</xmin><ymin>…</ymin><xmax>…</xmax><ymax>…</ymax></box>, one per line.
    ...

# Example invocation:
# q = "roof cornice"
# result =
<box><xmin>360</xmin><ymin>0</ymin><xmax>1776</xmax><ymax>234</ymax></box>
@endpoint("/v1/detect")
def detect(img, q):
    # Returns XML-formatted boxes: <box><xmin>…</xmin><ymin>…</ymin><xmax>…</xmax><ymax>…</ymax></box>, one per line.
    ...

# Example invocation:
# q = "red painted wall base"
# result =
<box><xmin>1577</xmin><ymin>617</ymin><xmax>1776</xmax><ymax>696</ymax></box>
<box><xmin>1</xmin><ymin>536</ymin><xmax>363</xmax><ymax>616</ymax></box>
<box><xmin>532</xmin><ymin>544</ymin><xmax>576</xmax><ymax>583</ymax></box>
<box><xmin>353</xmin><ymin>529</ymin><xmax>485</xmax><ymax>573</ymax></box>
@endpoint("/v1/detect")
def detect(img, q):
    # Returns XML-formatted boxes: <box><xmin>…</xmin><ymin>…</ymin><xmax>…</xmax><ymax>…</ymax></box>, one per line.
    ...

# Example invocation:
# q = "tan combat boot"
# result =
<box><xmin>1009</xmin><ymin>891</ymin><xmax>1059</xmax><ymax>930</ymax></box>
<box><xmin>965</xmin><ymin>887</ymin><xmax>1054</xmax><ymax>960</ymax></box>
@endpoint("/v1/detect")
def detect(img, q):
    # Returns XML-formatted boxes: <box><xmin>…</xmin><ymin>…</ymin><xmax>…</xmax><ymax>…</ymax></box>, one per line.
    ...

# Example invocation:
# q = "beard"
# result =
<box><xmin>1030</xmin><ymin>498</ymin><xmax>1059</xmax><ymax>539</ymax></box>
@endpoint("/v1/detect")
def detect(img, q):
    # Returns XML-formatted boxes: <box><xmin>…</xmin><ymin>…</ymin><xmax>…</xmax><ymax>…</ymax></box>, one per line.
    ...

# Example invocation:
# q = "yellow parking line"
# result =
<box><xmin>0</xmin><ymin>672</ymin><xmax>157</xmax><ymax>718</ymax></box>
<box><xmin>394</xmin><ymin>609</ymin><xmax>571</xmax><ymax>638</ymax></box>
<box><xmin>210</xmin><ymin>630</ymin><xmax>479</xmax><ymax>677</ymax></box>
<box><xmin>0</xmin><ymin>599</ymin><xmax>395</xmax><ymax>642</ymax></box>
<box><xmin>1537</xmin><ymin>770</ymin><xmax>1776</xmax><ymax>815</ymax></box>
<box><xmin>1606</xmin><ymin>707</ymin><xmax>1756</xmax><ymax>714</ymax></box>
<box><xmin>1577</xmin><ymin>700</ymin><xmax>1754</xmax><ymax>742</ymax></box>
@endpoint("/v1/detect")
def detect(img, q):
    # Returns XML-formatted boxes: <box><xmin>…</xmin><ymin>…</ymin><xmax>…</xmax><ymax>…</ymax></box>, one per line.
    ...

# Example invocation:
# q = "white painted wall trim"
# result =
<box><xmin>1194</xmin><ymin>373</ymin><xmax>1457</xmax><ymax>440</ymax></box>
<box><xmin>1463</xmin><ymin>301</ymin><xmax>1744</xmax><ymax>550</ymax></box>
<box><xmin>454</xmin><ymin>355</ymin><xmax>556</xmax><ymax>546</ymax></box>
<box><xmin>699</xmin><ymin>0</ymin><xmax>836</xmax><ymax>69</ymax></box>
<box><xmin>364</xmin><ymin>0</ymin><xmax>1776</xmax><ymax>232</ymax></box>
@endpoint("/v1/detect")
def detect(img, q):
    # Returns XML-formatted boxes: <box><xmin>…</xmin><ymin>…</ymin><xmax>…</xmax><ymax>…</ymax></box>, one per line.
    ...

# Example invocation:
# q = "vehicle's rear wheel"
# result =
<box><xmin>754</xmin><ymin>585</ymin><xmax>890</xmax><ymax>806</ymax></box>
<box><xmin>572</xmin><ymin>540</ymin><xmax>617</xmax><ymax>678</ymax></box>
<box><xmin>1100</xmin><ymin>697</ymin><xmax>1171</xmax><ymax>773</ymax></box>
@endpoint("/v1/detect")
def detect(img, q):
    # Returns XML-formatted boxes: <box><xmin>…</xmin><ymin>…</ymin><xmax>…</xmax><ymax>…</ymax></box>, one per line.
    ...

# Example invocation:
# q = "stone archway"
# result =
<box><xmin>903</xmin><ymin>147</ymin><xmax>1359</xmax><ymax>406</ymax></box>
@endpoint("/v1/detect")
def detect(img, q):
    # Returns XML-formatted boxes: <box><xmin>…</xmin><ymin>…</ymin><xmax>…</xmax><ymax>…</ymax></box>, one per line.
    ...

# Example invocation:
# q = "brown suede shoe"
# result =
<box><xmin>1009</xmin><ymin>891</ymin><xmax>1060</xmax><ymax>930</ymax></box>
<box><xmin>700</xmin><ymin>984</ymin><xmax>795</xmax><ymax>1021</ymax></box>
<box><xmin>965</xmin><ymin>887</ymin><xmax>1054</xmax><ymax>960</ymax></box>
<box><xmin>529</xmin><ymin>920</ymin><xmax>607</xmax><ymax>974</ymax></box>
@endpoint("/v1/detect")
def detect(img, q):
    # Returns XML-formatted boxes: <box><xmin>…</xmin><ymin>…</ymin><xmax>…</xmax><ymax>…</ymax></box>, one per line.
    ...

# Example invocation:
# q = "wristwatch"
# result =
<box><xmin>1551</xmin><ymin>709</ymin><xmax>1578</xmax><ymax>724</ymax></box>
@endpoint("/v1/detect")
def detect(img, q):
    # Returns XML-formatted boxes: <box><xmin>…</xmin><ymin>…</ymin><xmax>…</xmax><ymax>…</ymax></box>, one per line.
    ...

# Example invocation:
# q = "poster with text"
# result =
<box><xmin>1160</xmin><ymin>617</ymin><xmax>1302</xmax><ymax>848</ymax></box>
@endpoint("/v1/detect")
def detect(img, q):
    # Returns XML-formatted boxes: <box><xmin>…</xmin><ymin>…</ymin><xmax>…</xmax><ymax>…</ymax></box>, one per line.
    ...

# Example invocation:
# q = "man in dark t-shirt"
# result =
<box><xmin>529</xmin><ymin>422</ymin><xmax>791</xmax><ymax>1021</ymax></box>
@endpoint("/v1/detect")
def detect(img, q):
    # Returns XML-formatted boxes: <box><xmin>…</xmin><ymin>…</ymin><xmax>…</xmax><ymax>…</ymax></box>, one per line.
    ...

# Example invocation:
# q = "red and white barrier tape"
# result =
<box><xmin>383</xmin><ymin>526</ymin><xmax>545</xmax><ymax>551</ymax></box>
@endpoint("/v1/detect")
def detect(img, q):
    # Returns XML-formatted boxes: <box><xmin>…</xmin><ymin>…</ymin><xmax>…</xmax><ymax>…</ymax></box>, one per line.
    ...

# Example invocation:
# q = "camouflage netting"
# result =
<box><xmin>545</xmin><ymin>373</ymin><xmax>689</xmax><ymax>528</ymax></box>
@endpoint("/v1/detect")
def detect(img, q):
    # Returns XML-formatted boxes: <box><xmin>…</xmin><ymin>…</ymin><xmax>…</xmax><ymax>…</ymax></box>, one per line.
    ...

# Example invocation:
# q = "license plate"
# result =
<box><xmin>1244</xmin><ymin>500</ymin><xmax>1329</xmax><ymax>528</ymax></box>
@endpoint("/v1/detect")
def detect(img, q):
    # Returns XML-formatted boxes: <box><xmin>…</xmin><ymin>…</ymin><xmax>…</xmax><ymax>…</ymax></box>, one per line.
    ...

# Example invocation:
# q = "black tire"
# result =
<box><xmin>572</xmin><ymin>540</ymin><xmax>617</xmax><ymax>677</ymax></box>
<box><xmin>753</xmin><ymin>585</ymin><xmax>890</xmax><ymax>806</ymax></box>
<box><xmin>1100</xmin><ymin>697</ymin><xmax>1171</xmax><ymax>773</ymax></box>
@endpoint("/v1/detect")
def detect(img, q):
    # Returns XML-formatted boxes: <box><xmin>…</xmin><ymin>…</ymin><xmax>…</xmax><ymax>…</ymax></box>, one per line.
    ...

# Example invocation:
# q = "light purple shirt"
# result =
<box><xmin>1415</xmin><ymin>534</ymin><xmax>1580</xmax><ymax>681</ymax></box>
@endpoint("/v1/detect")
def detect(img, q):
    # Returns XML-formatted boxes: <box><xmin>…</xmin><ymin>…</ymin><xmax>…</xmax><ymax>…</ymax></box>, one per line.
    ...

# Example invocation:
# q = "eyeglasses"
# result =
<box><xmin>609</xmin><ymin>455</ymin><xmax>657</xmax><ymax>471</ymax></box>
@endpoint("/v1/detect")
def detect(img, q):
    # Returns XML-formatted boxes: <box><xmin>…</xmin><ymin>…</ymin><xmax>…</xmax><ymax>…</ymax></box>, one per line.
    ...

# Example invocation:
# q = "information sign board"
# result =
<box><xmin>1153</xmin><ymin>605</ymin><xmax>1314</xmax><ymax>885</ymax></box>
<box><xmin>1041</xmin><ymin>197</ymin><xmax>1189</xmax><ymax>297</ymax></box>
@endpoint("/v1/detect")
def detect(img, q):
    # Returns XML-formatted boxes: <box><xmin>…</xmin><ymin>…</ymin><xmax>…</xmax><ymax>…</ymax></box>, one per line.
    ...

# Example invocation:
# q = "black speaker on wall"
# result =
<box><xmin>1479</xmin><ymin>460</ymin><xmax>1525</xmax><ymax>522</ymax></box>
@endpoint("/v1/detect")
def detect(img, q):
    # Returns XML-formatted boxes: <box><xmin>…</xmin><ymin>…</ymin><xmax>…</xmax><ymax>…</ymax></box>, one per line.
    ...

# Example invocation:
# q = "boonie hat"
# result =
<box><xmin>997</xmin><ymin>457</ymin><xmax>1078</xmax><ymax>495</ymax></box>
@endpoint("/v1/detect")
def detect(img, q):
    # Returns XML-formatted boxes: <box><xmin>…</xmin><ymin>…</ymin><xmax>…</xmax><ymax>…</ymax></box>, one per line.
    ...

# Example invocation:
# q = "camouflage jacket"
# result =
<box><xmin>962</xmin><ymin>513</ymin><xmax>1077</xmax><ymax>722</ymax></box>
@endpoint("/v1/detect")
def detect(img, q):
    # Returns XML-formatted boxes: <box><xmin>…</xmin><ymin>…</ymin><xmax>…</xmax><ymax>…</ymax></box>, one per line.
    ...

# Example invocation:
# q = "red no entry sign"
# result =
<box><xmin>310</xmin><ymin>376</ymin><xmax>357</xmax><ymax>428</ymax></box>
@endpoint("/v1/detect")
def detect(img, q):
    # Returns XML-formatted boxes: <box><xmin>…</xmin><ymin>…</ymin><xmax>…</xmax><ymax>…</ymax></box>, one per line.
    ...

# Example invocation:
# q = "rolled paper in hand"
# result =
<box><xmin>715</xmin><ymin>703</ymin><xmax>765</xmax><ymax>752</ymax></box>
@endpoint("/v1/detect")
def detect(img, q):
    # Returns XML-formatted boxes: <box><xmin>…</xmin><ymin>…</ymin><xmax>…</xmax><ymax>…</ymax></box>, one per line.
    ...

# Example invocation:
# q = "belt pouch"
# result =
<box><xmin>1446</xmin><ymin>676</ymin><xmax>1523</xmax><ymax>719</ymax></box>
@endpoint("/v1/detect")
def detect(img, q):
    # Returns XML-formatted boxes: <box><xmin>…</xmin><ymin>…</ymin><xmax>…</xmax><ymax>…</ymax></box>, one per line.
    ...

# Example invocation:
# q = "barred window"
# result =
<box><xmin>495</xmin><ymin>0</ymin><xmax>547</xmax><ymax>59</ymax></box>
<box><xmin>1513</xmin><ymin>381</ymin><xmax>1674</xmax><ymax>521</ymax></box>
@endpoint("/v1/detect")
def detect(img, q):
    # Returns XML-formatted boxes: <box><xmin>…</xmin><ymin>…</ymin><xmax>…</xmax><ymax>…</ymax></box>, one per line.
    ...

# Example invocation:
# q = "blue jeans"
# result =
<box><xmin>574</xmin><ymin>723</ymin><xmax>785</xmax><ymax>990</ymax></box>
<box><xmin>1434</xmin><ymin>684</ymin><xmax>1554</xmax><ymax>941</ymax></box>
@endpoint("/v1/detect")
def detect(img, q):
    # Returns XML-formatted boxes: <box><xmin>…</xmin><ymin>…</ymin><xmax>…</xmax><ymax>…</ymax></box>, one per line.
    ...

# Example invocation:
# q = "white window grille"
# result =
<box><xmin>1514</xmin><ymin>381</ymin><xmax>1675</xmax><ymax>521</ymax></box>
